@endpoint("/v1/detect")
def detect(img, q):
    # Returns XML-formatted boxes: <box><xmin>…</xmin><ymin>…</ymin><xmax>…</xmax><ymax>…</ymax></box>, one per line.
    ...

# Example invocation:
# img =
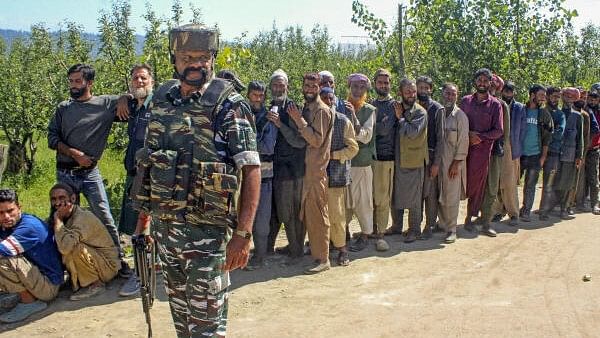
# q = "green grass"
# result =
<box><xmin>1</xmin><ymin>133</ymin><xmax>126</xmax><ymax>220</ymax></box>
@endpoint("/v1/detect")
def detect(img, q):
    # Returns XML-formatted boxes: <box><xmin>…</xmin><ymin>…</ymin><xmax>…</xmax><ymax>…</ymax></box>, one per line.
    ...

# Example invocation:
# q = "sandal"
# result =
<box><xmin>337</xmin><ymin>252</ymin><xmax>350</xmax><ymax>266</ymax></box>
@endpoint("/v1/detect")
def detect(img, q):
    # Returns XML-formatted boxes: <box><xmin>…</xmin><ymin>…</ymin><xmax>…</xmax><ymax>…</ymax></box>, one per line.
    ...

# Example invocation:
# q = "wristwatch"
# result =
<box><xmin>234</xmin><ymin>229</ymin><xmax>252</xmax><ymax>240</ymax></box>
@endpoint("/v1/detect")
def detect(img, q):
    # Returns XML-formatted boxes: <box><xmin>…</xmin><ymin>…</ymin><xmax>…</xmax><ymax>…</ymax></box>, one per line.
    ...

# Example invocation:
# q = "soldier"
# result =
<box><xmin>131</xmin><ymin>24</ymin><xmax>261</xmax><ymax>337</ymax></box>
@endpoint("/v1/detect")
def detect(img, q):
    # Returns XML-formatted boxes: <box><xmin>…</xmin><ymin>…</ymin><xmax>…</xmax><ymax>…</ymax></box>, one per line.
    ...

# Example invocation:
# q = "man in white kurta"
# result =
<box><xmin>431</xmin><ymin>83</ymin><xmax>469</xmax><ymax>243</ymax></box>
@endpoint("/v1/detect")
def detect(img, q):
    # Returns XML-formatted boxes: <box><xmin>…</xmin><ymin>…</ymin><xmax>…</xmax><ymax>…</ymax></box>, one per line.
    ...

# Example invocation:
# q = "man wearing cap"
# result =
<box><xmin>319</xmin><ymin>71</ymin><xmax>349</xmax><ymax>119</ymax></box>
<box><xmin>266</xmin><ymin>69</ymin><xmax>307</xmax><ymax>261</ymax></box>
<box><xmin>460</xmin><ymin>68</ymin><xmax>503</xmax><ymax>235</ymax></box>
<box><xmin>539</xmin><ymin>87</ymin><xmax>583</xmax><ymax>220</ymax></box>
<box><xmin>371</xmin><ymin>69</ymin><xmax>403</xmax><ymax>243</ymax></box>
<box><xmin>392</xmin><ymin>78</ymin><xmax>429</xmax><ymax>243</ymax></box>
<box><xmin>345</xmin><ymin>73</ymin><xmax>377</xmax><ymax>252</ymax></box>
<box><xmin>321</xmin><ymin>87</ymin><xmax>358</xmax><ymax>266</ymax></box>
<box><xmin>288</xmin><ymin>72</ymin><xmax>334</xmax><ymax>273</ymax></box>
<box><xmin>130</xmin><ymin>24</ymin><xmax>261</xmax><ymax>337</ymax></box>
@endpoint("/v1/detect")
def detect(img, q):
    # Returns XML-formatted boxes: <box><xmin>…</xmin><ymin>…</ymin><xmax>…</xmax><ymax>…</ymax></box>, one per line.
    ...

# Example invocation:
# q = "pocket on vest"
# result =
<box><xmin>149</xmin><ymin>150</ymin><xmax>179</xmax><ymax>211</ymax></box>
<box><xmin>188</xmin><ymin>162</ymin><xmax>238</xmax><ymax>224</ymax></box>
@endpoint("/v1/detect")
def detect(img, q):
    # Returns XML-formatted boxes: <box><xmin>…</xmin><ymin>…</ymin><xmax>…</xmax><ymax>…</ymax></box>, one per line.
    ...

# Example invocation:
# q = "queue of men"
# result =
<box><xmin>1</xmin><ymin>22</ymin><xmax>600</xmax><ymax>337</ymax></box>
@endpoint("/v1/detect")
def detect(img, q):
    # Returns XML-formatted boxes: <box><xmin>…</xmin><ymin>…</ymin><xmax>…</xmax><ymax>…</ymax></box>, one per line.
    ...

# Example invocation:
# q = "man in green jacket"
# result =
<box><xmin>392</xmin><ymin>79</ymin><xmax>428</xmax><ymax>243</ymax></box>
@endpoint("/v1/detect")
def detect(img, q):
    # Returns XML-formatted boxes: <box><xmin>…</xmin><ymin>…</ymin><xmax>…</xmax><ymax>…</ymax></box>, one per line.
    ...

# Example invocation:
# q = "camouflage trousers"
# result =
<box><xmin>153</xmin><ymin>220</ymin><xmax>231</xmax><ymax>338</ymax></box>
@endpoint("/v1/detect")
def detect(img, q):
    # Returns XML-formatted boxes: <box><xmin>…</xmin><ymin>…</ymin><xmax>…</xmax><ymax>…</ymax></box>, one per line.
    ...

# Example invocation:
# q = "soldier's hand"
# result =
<box><xmin>224</xmin><ymin>235</ymin><xmax>251</xmax><ymax>271</ymax></box>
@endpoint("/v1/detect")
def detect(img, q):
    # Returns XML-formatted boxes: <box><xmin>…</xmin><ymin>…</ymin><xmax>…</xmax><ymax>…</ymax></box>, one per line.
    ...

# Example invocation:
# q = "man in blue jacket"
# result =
<box><xmin>0</xmin><ymin>189</ymin><xmax>63</xmax><ymax>323</ymax></box>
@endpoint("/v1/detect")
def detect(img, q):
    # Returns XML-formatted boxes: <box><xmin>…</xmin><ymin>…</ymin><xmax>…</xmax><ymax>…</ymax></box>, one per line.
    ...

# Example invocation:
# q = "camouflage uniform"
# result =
<box><xmin>131</xmin><ymin>26</ymin><xmax>259</xmax><ymax>337</ymax></box>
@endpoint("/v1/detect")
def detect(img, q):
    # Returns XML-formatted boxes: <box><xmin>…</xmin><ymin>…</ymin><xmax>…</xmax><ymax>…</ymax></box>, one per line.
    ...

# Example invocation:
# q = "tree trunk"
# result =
<box><xmin>7</xmin><ymin>141</ymin><xmax>30</xmax><ymax>175</ymax></box>
<box><xmin>0</xmin><ymin>144</ymin><xmax>8</xmax><ymax>183</ymax></box>
<box><xmin>397</xmin><ymin>4</ymin><xmax>406</xmax><ymax>78</ymax></box>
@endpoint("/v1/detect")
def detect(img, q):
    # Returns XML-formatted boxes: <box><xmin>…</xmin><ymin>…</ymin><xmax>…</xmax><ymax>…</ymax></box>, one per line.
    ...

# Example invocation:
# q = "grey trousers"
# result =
<box><xmin>273</xmin><ymin>177</ymin><xmax>305</xmax><ymax>258</ymax></box>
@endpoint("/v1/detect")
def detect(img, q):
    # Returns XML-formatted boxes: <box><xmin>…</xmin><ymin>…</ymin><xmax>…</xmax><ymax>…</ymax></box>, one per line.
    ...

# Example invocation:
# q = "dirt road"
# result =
<box><xmin>2</xmin><ymin>202</ymin><xmax>599</xmax><ymax>337</ymax></box>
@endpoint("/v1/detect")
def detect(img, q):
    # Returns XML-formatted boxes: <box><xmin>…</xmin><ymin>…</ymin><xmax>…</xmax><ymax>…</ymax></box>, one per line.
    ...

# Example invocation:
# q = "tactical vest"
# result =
<box><xmin>131</xmin><ymin>78</ymin><xmax>242</xmax><ymax>227</ymax></box>
<box><xmin>327</xmin><ymin>112</ymin><xmax>351</xmax><ymax>187</ymax></box>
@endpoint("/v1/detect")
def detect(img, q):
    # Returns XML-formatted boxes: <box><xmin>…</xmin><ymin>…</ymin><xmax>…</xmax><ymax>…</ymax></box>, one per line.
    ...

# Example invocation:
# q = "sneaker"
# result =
<box><xmin>118</xmin><ymin>261</ymin><xmax>133</xmax><ymax>279</ymax></box>
<box><xmin>119</xmin><ymin>275</ymin><xmax>140</xmax><ymax>297</ymax></box>
<box><xmin>70</xmin><ymin>283</ymin><xmax>106</xmax><ymax>301</ymax></box>
<box><xmin>337</xmin><ymin>251</ymin><xmax>350</xmax><ymax>266</ymax></box>
<box><xmin>593</xmin><ymin>206</ymin><xmax>600</xmax><ymax>215</ymax></box>
<box><xmin>480</xmin><ymin>225</ymin><xmax>497</xmax><ymax>237</ymax></box>
<box><xmin>375</xmin><ymin>239</ymin><xmax>390</xmax><ymax>252</ymax></box>
<box><xmin>444</xmin><ymin>232</ymin><xmax>457</xmax><ymax>244</ymax></box>
<box><xmin>0</xmin><ymin>301</ymin><xmax>47</xmax><ymax>323</ymax></box>
<box><xmin>0</xmin><ymin>293</ymin><xmax>19</xmax><ymax>312</ymax></box>
<box><xmin>349</xmin><ymin>236</ymin><xmax>368</xmax><ymax>252</ymax></box>
<box><xmin>304</xmin><ymin>261</ymin><xmax>331</xmax><ymax>275</ymax></box>
<box><xmin>508</xmin><ymin>216</ymin><xmax>519</xmax><ymax>226</ymax></box>
<box><xmin>520</xmin><ymin>213</ymin><xmax>531</xmax><ymax>222</ymax></box>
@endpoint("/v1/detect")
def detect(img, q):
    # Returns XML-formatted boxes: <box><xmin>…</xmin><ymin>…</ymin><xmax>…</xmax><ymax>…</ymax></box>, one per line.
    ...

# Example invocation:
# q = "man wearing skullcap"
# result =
<box><xmin>321</xmin><ymin>87</ymin><xmax>358</xmax><ymax>265</ymax></box>
<box><xmin>345</xmin><ymin>73</ymin><xmax>377</xmax><ymax>252</ymax></box>
<box><xmin>287</xmin><ymin>72</ymin><xmax>334</xmax><ymax>274</ymax></box>
<box><xmin>266</xmin><ymin>69</ymin><xmax>308</xmax><ymax>262</ymax></box>
<box><xmin>539</xmin><ymin>87</ymin><xmax>583</xmax><ymax>220</ymax></box>
<box><xmin>459</xmin><ymin>69</ymin><xmax>504</xmax><ymax>236</ymax></box>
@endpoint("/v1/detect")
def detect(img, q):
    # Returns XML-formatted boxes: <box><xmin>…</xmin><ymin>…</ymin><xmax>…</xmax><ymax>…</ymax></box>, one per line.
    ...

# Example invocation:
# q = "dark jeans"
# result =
<box><xmin>520</xmin><ymin>154</ymin><xmax>541</xmax><ymax>215</ymax></box>
<box><xmin>583</xmin><ymin>149</ymin><xmax>600</xmax><ymax>207</ymax></box>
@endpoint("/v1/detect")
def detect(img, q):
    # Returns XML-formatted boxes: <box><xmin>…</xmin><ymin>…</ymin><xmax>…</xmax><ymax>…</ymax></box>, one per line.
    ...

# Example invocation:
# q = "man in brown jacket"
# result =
<box><xmin>50</xmin><ymin>183</ymin><xmax>119</xmax><ymax>300</ymax></box>
<box><xmin>288</xmin><ymin>73</ymin><xmax>334</xmax><ymax>274</ymax></box>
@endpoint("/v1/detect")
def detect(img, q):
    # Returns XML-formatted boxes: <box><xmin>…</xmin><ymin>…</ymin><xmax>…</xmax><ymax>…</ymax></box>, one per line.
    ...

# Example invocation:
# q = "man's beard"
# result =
<box><xmin>403</xmin><ymin>97</ymin><xmax>416</xmax><ymax>107</ymax></box>
<box><xmin>443</xmin><ymin>101</ymin><xmax>455</xmax><ymax>110</ymax></box>
<box><xmin>375</xmin><ymin>88</ymin><xmax>389</xmax><ymax>97</ymax></box>
<box><xmin>130</xmin><ymin>86</ymin><xmax>153</xmax><ymax>99</ymax></box>
<box><xmin>250</xmin><ymin>102</ymin><xmax>263</xmax><ymax>111</ymax></box>
<box><xmin>548</xmin><ymin>101</ymin><xmax>559</xmax><ymax>109</ymax></box>
<box><xmin>476</xmin><ymin>86</ymin><xmax>489</xmax><ymax>94</ymax></box>
<box><xmin>589</xmin><ymin>104</ymin><xmax>599</xmax><ymax>110</ymax></box>
<box><xmin>304</xmin><ymin>92</ymin><xmax>317</xmax><ymax>103</ymax></box>
<box><xmin>348</xmin><ymin>92</ymin><xmax>367</xmax><ymax>111</ymax></box>
<box><xmin>574</xmin><ymin>100</ymin><xmax>586</xmax><ymax>110</ymax></box>
<box><xmin>180</xmin><ymin>66</ymin><xmax>209</xmax><ymax>87</ymax></box>
<box><xmin>272</xmin><ymin>92</ymin><xmax>287</xmax><ymax>103</ymax></box>
<box><xmin>417</xmin><ymin>93</ymin><xmax>429</xmax><ymax>102</ymax></box>
<box><xmin>502</xmin><ymin>96</ymin><xmax>513</xmax><ymax>103</ymax></box>
<box><xmin>69</xmin><ymin>87</ymin><xmax>86</xmax><ymax>99</ymax></box>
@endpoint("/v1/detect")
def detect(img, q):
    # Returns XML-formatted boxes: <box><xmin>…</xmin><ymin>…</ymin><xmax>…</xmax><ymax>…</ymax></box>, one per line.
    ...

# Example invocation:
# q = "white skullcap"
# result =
<box><xmin>270</xmin><ymin>69</ymin><xmax>288</xmax><ymax>83</ymax></box>
<box><xmin>319</xmin><ymin>70</ymin><xmax>334</xmax><ymax>80</ymax></box>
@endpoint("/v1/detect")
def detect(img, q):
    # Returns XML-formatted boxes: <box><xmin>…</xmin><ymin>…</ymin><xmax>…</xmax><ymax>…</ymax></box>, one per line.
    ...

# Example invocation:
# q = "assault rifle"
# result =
<box><xmin>133</xmin><ymin>235</ymin><xmax>157</xmax><ymax>338</ymax></box>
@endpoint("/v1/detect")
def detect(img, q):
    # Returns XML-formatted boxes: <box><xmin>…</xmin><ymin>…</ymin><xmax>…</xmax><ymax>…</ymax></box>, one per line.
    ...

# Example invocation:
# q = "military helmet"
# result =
<box><xmin>169</xmin><ymin>24</ymin><xmax>219</xmax><ymax>63</ymax></box>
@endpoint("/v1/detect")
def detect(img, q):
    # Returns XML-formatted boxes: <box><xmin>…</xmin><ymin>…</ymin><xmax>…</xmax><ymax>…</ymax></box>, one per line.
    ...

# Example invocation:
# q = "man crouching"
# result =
<box><xmin>50</xmin><ymin>183</ymin><xmax>119</xmax><ymax>301</ymax></box>
<box><xmin>0</xmin><ymin>189</ymin><xmax>63</xmax><ymax>323</ymax></box>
